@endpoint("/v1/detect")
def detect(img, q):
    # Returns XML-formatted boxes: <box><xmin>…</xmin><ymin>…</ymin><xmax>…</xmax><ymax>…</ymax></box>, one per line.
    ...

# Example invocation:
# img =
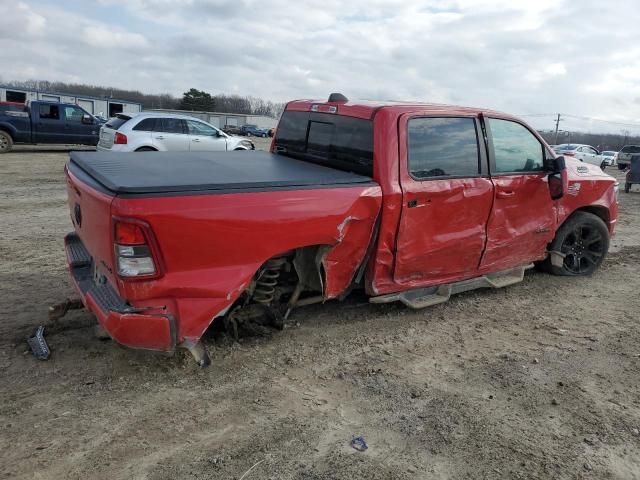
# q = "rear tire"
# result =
<box><xmin>135</xmin><ymin>147</ymin><xmax>156</xmax><ymax>152</ymax></box>
<box><xmin>625</xmin><ymin>182</ymin><xmax>631</xmax><ymax>193</ymax></box>
<box><xmin>0</xmin><ymin>131</ymin><xmax>13</xmax><ymax>153</ymax></box>
<box><xmin>543</xmin><ymin>211</ymin><xmax>609</xmax><ymax>276</ymax></box>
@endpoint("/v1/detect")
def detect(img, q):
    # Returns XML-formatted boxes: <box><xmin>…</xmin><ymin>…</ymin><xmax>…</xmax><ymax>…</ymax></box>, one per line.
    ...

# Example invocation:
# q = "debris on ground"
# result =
<box><xmin>350</xmin><ymin>436</ymin><xmax>368</xmax><ymax>452</ymax></box>
<box><xmin>27</xmin><ymin>326</ymin><xmax>50</xmax><ymax>360</ymax></box>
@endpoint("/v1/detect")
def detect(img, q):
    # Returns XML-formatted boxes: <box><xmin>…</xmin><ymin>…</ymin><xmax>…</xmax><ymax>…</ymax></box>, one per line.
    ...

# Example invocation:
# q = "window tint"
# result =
<box><xmin>274</xmin><ymin>111</ymin><xmax>374</xmax><ymax>176</ymax></box>
<box><xmin>64</xmin><ymin>106</ymin><xmax>84</xmax><ymax>122</ymax></box>
<box><xmin>159</xmin><ymin>118</ymin><xmax>186</xmax><ymax>134</ymax></box>
<box><xmin>39</xmin><ymin>104</ymin><xmax>59</xmax><ymax>120</ymax></box>
<box><xmin>621</xmin><ymin>145</ymin><xmax>640</xmax><ymax>153</ymax></box>
<box><xmin>187</xmin><ymin>120</ymin><xmax>217</xmax><ymax>136</ymax></box>
<box><xmin>408</xmin><ymin>117</ymin><xmax>479</xmax><ymax>178</ymax></box>
<box><xmin>133</xmin><ymin>118</ymin><xmax>158</xmax><ymax>131</ymax></box>
<box><xmin>489</xmin><ymin>118</ymin><xmax>544</xmax><ymax>173</ymax></box>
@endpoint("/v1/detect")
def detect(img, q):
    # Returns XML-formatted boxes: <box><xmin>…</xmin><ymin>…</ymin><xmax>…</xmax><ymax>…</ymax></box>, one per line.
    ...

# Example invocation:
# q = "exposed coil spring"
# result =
<box><xmin>253</xmin><ymin>258</ymin><xmax>287</xmax><ymax>304</ymax></box>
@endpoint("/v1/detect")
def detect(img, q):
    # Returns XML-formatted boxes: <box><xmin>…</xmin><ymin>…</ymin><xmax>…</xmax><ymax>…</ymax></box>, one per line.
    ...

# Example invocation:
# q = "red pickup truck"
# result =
<box><xmin>64</xmin><ymin>94</ymin><xmax>618</xmax><ymax>366</ymax></box>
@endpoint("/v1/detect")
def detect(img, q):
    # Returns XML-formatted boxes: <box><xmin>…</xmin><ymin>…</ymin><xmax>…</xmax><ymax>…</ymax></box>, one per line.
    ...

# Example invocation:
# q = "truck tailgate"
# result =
<box><xmin>65</xmin><ymin>164</ymin><xmax>117</xmax><ymax>288</ymax></box>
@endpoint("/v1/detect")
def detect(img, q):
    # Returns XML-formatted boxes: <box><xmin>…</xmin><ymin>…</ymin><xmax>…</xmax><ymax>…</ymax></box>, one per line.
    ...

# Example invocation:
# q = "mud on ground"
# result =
<box><xmin>1</xmin><ymin>145</ymin><xmax>639</xmax><ymax>479</ymax></box>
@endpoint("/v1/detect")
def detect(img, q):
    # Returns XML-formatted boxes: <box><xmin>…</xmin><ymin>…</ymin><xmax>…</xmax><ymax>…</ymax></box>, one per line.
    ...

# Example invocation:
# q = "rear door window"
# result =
<box><xmin>488</xmin><ymin>118</ymin><xmax>544</xmax><ymax>173</ymax></box>
<box><xmin>39</xmin><ymin>104</ymin><xmax>60</xmax><ymax>120</ymax></box>
<box><xmin>407</xmin><ymin>117</ymin><xmax>480</xmax><ymax>178</ymax></box>
<box><xmin>160</xmin><ymin>118</ymin><xmax>186</xmax><ymax>134</ymax></box>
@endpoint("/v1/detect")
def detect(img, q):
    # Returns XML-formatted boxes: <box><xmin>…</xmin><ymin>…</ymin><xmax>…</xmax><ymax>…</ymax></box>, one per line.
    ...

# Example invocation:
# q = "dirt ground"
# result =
<box><xmin>1</xmin><ymin>143</ymin><xmax>639</xmax><ymax>480</ymax></box>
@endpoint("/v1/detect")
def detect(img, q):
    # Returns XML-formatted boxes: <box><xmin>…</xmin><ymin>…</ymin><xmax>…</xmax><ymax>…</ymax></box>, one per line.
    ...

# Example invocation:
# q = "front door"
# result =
<box><xmin>393</xmin><ymin>115</ymin><xmax>495</xmax><ymax>285</ymax></box>
<box><xmin>186</xmin><ymin>119</ymin><xmax>227</xmax><ymax>151</ymax></box>
<box><xmin>479</xmin><ymin>117</ymin><xmax>556</xmax><ymax>271</ymax></box>
<box><xmin>151</xmin><ymin>118</ymin><xmax>190</xmax><ymax>151</ymax></box>
<box><xmin>62</xmin><ymin>105</ymin><xmax>98</xmax><ymax>145</ymax></box>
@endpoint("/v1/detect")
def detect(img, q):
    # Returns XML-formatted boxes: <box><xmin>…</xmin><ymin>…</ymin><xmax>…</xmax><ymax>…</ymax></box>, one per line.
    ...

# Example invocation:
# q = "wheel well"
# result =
<box><xmin>573</xmin><ymin>205</ymin><xmax>610</xmax><ymax>226</ymax></box>
<box><xmin>135</xmin><ymin>146</ymin><xmax>157</xmax><ymax>151</ymax></box>
<box><xmin>0</xmin><ymin>126</ymin><xmax>14</xmax><ymax>139</ymax></box>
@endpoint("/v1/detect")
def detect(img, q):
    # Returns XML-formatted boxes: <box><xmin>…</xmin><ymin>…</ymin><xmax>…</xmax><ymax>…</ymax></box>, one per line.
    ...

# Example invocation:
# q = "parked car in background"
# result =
<box><xmin>0</xmin><ymin>101</ymin><xmax>99</xmax><ymax>153</ymax></box>
<box><xmin>616</xmin><ymin>145</ymin><xmax>640</xmax><ymax>170</ymax></box>
<box><xmin>553</xmin><ymin>144</ymin><xmax>605</xmax><ymax>168</ymax></box>
<box><xmin>600</xmin><ymin>150</ymin><xmax>617</xmax><ymax>166</ymax></box>
<box><xmin>222</xmin><ymin>124</ymin><xmax>245</xmax><ymax>136</ymax></box>
<box><xmin>241</xmin><ymin>124</ymin><xmax>268</xmax><ymax>137</ymax></box>
<box><xmin>63</xmin><ymin>93</ymin><xmax>617</xmax><ymax>366</ymax></box>
<box><xmin>97</xmin><ymin>113</ymin><xmax>254</xmax><ymax>152</ymax></box>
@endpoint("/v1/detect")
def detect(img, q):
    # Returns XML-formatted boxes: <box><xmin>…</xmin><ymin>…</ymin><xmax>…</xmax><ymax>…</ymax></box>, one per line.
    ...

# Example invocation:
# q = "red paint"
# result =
<box><xmin>65</xmin><ymin>99</ymin><xmax>618</xmax><ymax>356</ymax></box>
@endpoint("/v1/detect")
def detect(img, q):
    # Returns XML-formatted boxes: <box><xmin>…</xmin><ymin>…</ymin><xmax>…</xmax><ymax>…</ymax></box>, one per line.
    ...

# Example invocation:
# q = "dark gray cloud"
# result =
<box><xmin>3</xmin><ymin>0</ymin><xmax>640</xmax><ymax>133</ymax></box>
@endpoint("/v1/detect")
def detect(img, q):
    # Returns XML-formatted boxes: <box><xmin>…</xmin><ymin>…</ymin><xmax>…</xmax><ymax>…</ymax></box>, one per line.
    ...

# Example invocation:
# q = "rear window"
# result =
<box><xmin>274</xmin><ymin>111</ymin><xmax>373</xmax><ymax>176</ymax></box>
<box><xmin>106</xmin><ymin>114</ymin><xmax>131</xmax><ymax>130</ymax></box>
<box><xmin>621</xmin><ymin>145</ymin><xmax>640</xmax><ymax>153</ymax></box>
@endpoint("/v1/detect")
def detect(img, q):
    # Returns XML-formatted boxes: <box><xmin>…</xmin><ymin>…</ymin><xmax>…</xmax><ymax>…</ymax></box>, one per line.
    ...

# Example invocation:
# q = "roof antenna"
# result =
<box><xmin>328</xmin><ymin>93</ymin><xmax>348</xmax><ymax>103</ymax></box>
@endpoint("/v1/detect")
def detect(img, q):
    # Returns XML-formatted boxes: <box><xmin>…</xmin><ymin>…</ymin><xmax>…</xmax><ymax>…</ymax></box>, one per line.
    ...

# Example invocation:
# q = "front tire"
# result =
<box><xmin>544</xmin><ymin>211</ymin><xmax>609</xmax><ymax>276</ymax></box>
<box><xmin>0</xmin><ymin>131</ymin><xmax>14</xmax><ymax>153</ymax></box>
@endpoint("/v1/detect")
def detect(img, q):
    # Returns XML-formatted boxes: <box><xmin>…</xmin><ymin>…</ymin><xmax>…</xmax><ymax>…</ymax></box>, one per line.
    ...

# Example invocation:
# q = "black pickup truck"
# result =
<box><xmin>0</xmin><ymin>101</ymin><xmax>100</xmax><ymax>153</ymax></box>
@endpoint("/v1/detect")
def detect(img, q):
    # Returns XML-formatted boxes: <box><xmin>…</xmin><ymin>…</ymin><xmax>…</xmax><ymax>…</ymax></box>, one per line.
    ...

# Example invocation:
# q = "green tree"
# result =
<box><xmin>179</xmin><ymin>88</ymin><xmax>215</xmax><ymax>111</ymax></box>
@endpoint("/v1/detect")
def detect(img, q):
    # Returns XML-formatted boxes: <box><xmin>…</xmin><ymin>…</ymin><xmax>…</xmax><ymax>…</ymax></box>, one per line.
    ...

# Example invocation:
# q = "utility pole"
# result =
<box><xmin>554</xmin><ymin>114</ymin><xmax>562</xmax><ymax>144</ymax></box>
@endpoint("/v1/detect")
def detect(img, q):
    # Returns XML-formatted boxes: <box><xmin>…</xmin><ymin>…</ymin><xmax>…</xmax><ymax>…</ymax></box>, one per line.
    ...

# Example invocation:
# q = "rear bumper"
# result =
<box><xmin>64</xmin><ymin>233</ymin><xmax>176</xmax><ymax>352</ymax></box>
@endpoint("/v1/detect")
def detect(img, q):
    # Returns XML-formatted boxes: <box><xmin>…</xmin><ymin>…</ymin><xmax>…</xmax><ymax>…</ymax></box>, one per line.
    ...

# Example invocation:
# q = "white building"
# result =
<box><xmin>0</xmin><ymin>85</ymin><xmax>142</xmax><ymax>117</ymax></box>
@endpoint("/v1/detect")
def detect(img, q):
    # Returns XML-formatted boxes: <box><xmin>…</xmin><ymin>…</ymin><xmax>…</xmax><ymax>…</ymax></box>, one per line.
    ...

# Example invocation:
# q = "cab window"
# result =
<box><xmin>64</xmin><ymin>106</ymin><xmax>85</xmax><ymax>122</ymax></box>
<box><xmin>407</xmin><ymin>117</ymin><xmax>480</xmax><ymax>178</ymax></box>
<box><xmin>39</xmin><ymin>104</ymin><xmax>60</xmax><ymax>120</ymax></box>
<box><xmin>489</xmin><ymin>118</ymin><xmax>544</xmax><ymax>173</ymax></box>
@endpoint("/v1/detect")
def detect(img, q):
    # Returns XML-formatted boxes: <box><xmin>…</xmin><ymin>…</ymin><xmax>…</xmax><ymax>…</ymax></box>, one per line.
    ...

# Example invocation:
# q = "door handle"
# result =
<box><xmin>496</xmin><ymin>190</ymin><xmax>515</xmax><ymax>199</ymax></box>
<box><xmin>155</xmin><ymin>135</ymin><xmax>164</xmax><ymax>139</ymax></box>
<box><xmin>192</xmin><ymin>138</ymin><xmax>200</xmax><ymax>142</ymax></box>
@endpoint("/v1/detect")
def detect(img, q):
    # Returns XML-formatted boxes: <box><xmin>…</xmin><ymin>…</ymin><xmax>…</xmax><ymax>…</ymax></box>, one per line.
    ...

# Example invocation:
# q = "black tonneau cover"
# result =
<box><xmin>69</xmin><ymin>150</ymin><xmax>374</xmax><ymax>195</ymax></box>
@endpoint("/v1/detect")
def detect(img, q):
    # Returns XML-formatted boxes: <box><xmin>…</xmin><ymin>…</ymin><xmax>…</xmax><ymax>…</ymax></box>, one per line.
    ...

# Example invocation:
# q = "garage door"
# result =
<box><xmin>41</xmin><ymin>94</ymin><xmax>60</xmax><ymax>102</ymax></box>
<box><xmin>77</xmin><ymin>99</ymin><xmax>94</xmax><ymax>114</ymax></box>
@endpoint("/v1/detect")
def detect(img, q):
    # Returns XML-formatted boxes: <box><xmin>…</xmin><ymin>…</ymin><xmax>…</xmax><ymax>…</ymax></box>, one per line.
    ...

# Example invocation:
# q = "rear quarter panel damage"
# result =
<box><xmin>111</xmin><ymin>185</ymin><xmax>382</xmax><ymax>342</ymax></box>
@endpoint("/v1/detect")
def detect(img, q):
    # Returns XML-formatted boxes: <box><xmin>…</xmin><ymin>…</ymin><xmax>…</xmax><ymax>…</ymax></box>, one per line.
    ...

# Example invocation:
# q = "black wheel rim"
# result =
<box><xmin>561</xmin><ymin>224</ymin><xmax>604</xmax><ymax>274</ymax></box>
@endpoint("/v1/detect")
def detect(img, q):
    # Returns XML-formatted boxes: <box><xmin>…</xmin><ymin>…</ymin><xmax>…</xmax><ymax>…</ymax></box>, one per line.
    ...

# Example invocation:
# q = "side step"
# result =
<box><xmin>370</xmin><ymin>264</ymin><xmax>532</xmax><ymax>309</ymax></box>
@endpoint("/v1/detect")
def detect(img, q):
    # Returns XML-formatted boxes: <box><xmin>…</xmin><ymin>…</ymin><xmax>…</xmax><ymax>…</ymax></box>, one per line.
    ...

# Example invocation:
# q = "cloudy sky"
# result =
<box><xmin>2</xmin><ymin>0</ymin><xmax>640</xmax><ymax>133</ymax></box>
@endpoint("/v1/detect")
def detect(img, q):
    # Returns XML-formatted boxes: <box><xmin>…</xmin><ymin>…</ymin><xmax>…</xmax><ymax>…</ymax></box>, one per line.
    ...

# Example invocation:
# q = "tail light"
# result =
<box><xmin>113</xmin><ymin>219</ymin><xmax>160</xmax><ymax>278</ymax></box>
<box><xmin>114</xmin><ymin>132</ymin><xmax>128</xmax><ymax>144</ymax></box>
<box><xmin>564</xmin><ymin>151</ymin><xmax>575</xmax><ymax>157</ymax></box>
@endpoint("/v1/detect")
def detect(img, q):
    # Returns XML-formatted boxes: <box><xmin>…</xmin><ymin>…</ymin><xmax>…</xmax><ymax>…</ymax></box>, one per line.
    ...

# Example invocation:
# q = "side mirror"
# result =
<box><xmin>549</xmin><ymin>173</ymin><xmax>564</xmax><ymax>200</ymax></box>
<box><xmin>544</xmin><ymin>155</ymin><xmax>566</xmax><ymax>174</ymax></box>
<box><xmin>81</xmin><ymin>114</ymin><xmax>94</xmax><ymax>125</ymax></box>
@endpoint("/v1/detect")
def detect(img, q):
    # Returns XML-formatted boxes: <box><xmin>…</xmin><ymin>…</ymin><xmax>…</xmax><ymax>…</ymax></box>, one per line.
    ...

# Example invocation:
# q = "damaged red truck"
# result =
<box><xmin>64</xmin><ymin>94</ymin><xmax>618</xmax><ymax>366</ymax></box>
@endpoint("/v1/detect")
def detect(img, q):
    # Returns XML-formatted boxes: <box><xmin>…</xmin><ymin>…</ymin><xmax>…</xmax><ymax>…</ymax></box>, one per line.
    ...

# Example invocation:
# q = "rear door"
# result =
<box><xmin>479</xmin><ymin>117</ymin><xmax>556</xmax><ymax>271</ymax></box>
<box><xmin>393</xmin><ymin>115</ymin><xmax>495</xmax><ymax>284</ymax></box>
<box><xmin>186</xmin><ymin>119</ymin><xmax>227</xmax><ymax>151</ymax></box>
<box><xmin>34</xmin><ymin>103</ymin><xmax>64</xmax><ymax>143</ymax></box>
<box><xmin>151</xmin><ymin>118</ymin><xmax>189</xmax><ymax>151</ymax></box>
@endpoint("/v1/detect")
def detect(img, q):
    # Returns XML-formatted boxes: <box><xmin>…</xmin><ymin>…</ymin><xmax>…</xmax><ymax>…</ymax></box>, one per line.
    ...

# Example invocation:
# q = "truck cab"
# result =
<box><xmin>0</xmin><ymin>101</ymin><xmax>100</xmax><ymax>152</ymax></box>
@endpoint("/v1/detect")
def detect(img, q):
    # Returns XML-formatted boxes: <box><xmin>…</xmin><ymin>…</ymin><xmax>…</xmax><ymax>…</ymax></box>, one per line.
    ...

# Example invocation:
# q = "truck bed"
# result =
<box><xmin>69</xmin><ymin>150</ymin><xmax>374</xmax><ymax>196</ymax></box>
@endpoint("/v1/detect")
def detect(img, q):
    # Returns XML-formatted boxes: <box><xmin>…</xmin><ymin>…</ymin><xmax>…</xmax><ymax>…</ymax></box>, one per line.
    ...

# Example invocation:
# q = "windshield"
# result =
<box><xmin>601</xmin><ymin>151</ymin><xmax>614</xmax><ymax>156</ymax></box>
<box><xmin>274</xmin><ymin>110</ymin><xmax>374</xmax><ymax>177</ymax></box>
